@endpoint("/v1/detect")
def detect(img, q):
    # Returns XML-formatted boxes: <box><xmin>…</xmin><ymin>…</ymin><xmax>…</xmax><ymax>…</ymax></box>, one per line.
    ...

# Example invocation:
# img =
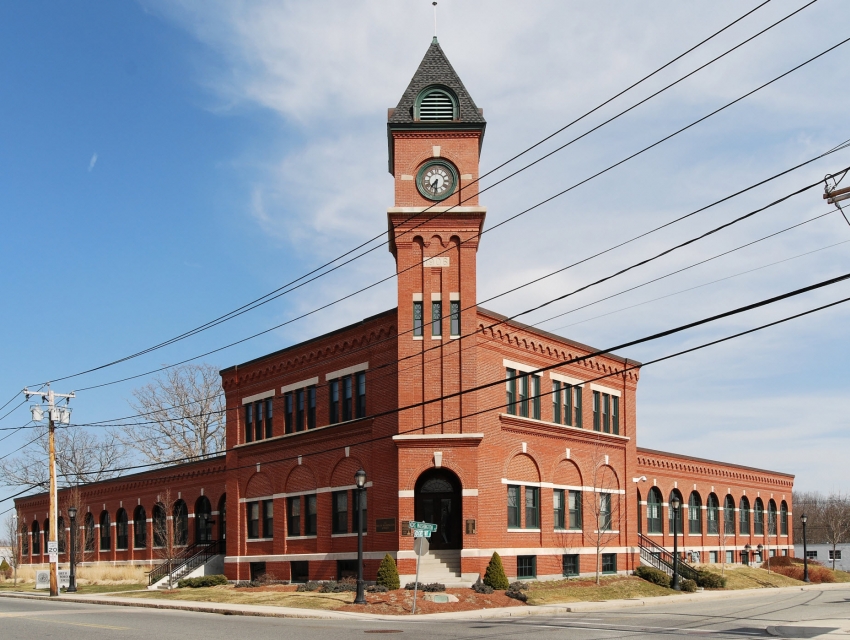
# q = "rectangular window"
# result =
<box><xmin>307</xmin><ymin>386</ymin><xmax>316</xmax><ymax>429</ymax></box>
<box><xmin>342</xmin><ymin>376</ymin><xmax>352</xmax><ymax>422</ymax></box>
<box><xmin>599</xmin><ymin>493</ymin><xmax>612</xmax><ymax>531</ymax></box>
<box><xmin>450</xmin><ymin>299</ymin><xmax>460</xmax><ymax>336</ymax></box>
<box><xmin>245</xmin><ymin>404</ymin><xmax>254</xmax><ymax>443</ymax></box>
<box><xmin>265</xmin><ymin>398</ymin><xmax>274</xmax><ymax>438</ymax></box>
<box><xmin>709</xmin><ymin>551</ymin><xmax>718</xmax><ymax>563</ymax></box>
<box><xmin>507</xmin><ymin>485</ymin><xmax>520</xmax><ymax>528</ymax></box>
<box><xmin>531</xmin><ymin>375</ymin><xmax>541</xmax><ymax>420</ymax></box>
<box><xmin>247</xmin><ymin>502</ymin><xmax>260</xmax><ymax>539</ymax></box>
<box><xmin>569</xmin><ymin>490</ymin><xmax>583</xmax><ymax>530</ymax></box>
<box><xmin>356</xmin><ymin>372</ymin><xmax>366</xmax><ymax>419</ymax></box>
<box><xmin>330</xmin><ymin>380</ymin><xmax>339</xmax><ymax>424</ymax></box>
<box><xmin>593</xmin><ymin>391</ymin><xmax>601</xmax><ymax>431</ymax></box>
<box><xmin>806</xmin><ymin>550</ymin><xmax>817</xmax><ymax>559</ymax></box>
<box><xmin>602</xmin><ymin>393</ymin><xmax>610</xmax><ymax>433</ymax></box>
<box><xmin>552</xmin><ymin>380</ymin><xmax>561</xmax><ymax>424</ymax></box>
<box><xmin>562</xmin><ymin>553</ymin><xmax>579</xmax><ymax>577</ymax></box>
<box><xmin>611</xmin><ymin>396</ymin><xmax>619</xmax><ymax>435</ymax></box>
<box><xmin>413</xmin><ymin>300</ymin><xmax>423</xmax><ymax>337</ymax></box>
<box><xmin>517</xmin><ymin>555</ymin><xmax>537</xmax><ymax>579</ymax></box>
<box><xmin>601</xmin><ymin>553</ymin><xmax>617</xmax><ymax>574</ymax></box>
<box><xmin>830</xmin><ymin>550</ymin><xmax>843</xmax><ymax>560</ymax></box>
<box><xmin>305</xmin><ymin>494</ymin><xmax>317</xmax><ymax>536</ymax></box>
<box><xmin>554</xmin><ymin>489</ymin><xmax>565</xmax><ymax>529</ymax></box>
<box><xmin>332</xmin><ymin>491</ymin><xmax>348</xmax><ymax>534</ymax></box>
<box><xmin>263</xmin><ymin>500</ymin><xmax>274</xmax><ymax>538</ymax></box>
<box><xmin>564</xmin><ymin>383</ymin><xmax>573</xmax><ymax>426</ymax></box>
<box><xmin>506</xmin><ymin>369</ymin><xmax>517</xmax><ymax>415</ymax></box>
<box><xmin>296</xmin><ymin>389</ymin><xmax>305</xmax><ymax>431</ymax></box>
<box><xmin>285</xmin><ymin>393</ymin><xmax>294</xmax><ymax>433</ymax></box>
<box><xmin>287</xmin><ymin>497</ymin><xmax>300</xmax><ymax>537</ymax></box>
<box><xmin>254</xmin><ymin>400</ymin><xmax>264</xmax><ymax>442</ymax></box>
<box><xmin>726</xmin><ymin>550</ymin><xmax>734</xmax><ymax>564</ymax></box>
<box><xmin>525</xmin><ymin>486</ymin><xmax>540</xmax><ymax>528</ymax></box>
<box><xmin>519</xmin><ymin>374</ymin><xmax>529</xmax><ymax>417</ymax></box>
<box><xmin>353</xmin><ymin>490</ymin><xmax>367</xmax><ymax>534</ymax></box>
<box><xmin>432</xmin><ymin>300</ymin><xmax>442</xmax><ymax>336</ymax></box>
<box><xmin>574</xmin><ymin>386</ymin><xmax>583</xmax><ymax>428</ymax></box>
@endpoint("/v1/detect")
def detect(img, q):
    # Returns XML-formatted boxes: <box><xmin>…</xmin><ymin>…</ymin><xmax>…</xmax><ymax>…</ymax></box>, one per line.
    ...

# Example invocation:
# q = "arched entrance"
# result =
<box><xmin>414</xmin><ymin>469</ymin><xmax>462</xmax><ymax>550</ymax></box>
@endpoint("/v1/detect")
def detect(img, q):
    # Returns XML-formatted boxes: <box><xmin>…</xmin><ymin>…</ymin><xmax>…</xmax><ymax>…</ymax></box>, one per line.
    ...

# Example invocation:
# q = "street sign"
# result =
<box><xmin>47</xmin><ymin>541</ymin><xmax>58</xmax><ymax>563</ymax></box>
<box><xmin>413</xmin><ymin>529</ymin><xmax>431</xmax><ymax>538</ymax></box>
<box><xmin>407</xmin><ymin>521</ymin><xmax>438</xmax><ymax>532</ymax></box>
<box><xmin>413</xmin><ymin>536</ymin><xmax>429</xmax><ymax>556</ymax></box>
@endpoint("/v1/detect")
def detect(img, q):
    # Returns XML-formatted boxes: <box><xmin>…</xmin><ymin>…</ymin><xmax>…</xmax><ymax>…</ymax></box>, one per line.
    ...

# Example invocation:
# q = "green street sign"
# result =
<box><xmin>408</xmin><ymin>520</ymin><xmax>438</xmax><ymax>532</ymax></box>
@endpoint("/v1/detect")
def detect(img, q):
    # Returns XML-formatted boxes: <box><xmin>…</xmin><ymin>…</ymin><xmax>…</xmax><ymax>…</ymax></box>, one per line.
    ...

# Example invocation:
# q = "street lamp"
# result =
<box><xmin>354</xmin><ymin>469</ymin><xmax>367</xmax><ymax>605</ymax></box>
<box><xmin>67</xmin><ymin>506</ymin><xmax>78</xmax><ymax>593</ymax></box>
<box><xmin>744</xmin><ymin>543</ymin><xmax>751</xmax><ymax>566</ymax></box>
<box><xmin>670</xmin><ymin>495</ymin><xmax>681</xmax><ymax>591</ymax></box>
<box><xmin>801</xmin><ymin>514</ymin><xmax>810</xmax><ymax>583</ymax></box>
<box><xmin>757</xmin><ymin>543</ymin><xmax>764</xmax><ymax>566</ymax></box>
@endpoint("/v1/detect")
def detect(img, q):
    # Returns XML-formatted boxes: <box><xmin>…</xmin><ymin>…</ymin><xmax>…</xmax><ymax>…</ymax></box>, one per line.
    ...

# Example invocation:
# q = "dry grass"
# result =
<box><xmin>698</xmin><ymin>564</ymin><xmax>804</xmax><ymax>589</ymax></box>
<box><xmin>0</xmin><ymin>564</ymin><xmax>147</xmax><ymax>586</ymax></box>
<box><xmin>525</xmin><ymin>575</ymin><xmax>678</xmax><ymax>605</ymax></box>
<box><xmin>123</xmin><ymin>585</ymin><xmax>352</xmax><ymax>610</ymax></box>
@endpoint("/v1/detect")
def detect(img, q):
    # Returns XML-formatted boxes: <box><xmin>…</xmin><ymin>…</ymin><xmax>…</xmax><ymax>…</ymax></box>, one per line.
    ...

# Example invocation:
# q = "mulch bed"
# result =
<box><xmin>338</xmin><ymin>588</ymin><xmax>525</xmax><ymax>615</ymax></box>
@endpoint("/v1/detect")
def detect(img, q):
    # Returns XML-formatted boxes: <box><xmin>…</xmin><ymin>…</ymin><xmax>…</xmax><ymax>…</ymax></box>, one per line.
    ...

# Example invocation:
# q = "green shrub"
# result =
<box><xmin>680</xmin><ymin>578</ymin><xmax>697</xmax><ymax>592</ymax></box>
<box><xmin>505</xmin><ymin>588</ymin><xmax>528</xmax><ymax>602</ymax></box>
<box><xmin>367</xmin><ymin>584</ymin><xmax>388</xmax><ymax>593</ymax></box>
<box><xmin>483</xmin><ymin>552</ymin><xmax>509</xmax><ymax>590</ymax></box>
<box><xmin>177</xmin><ymin>574</ymin><xmax>228</xmax><ymax>588</ymax></box>
<box><xmin>376</xmin><ymin>553</ymin><xmax>400</xmax><ymax>590</ymax></box>
<box><xmin>695</xmin><ymin>570</ymin><xmax>726</xmax><ymax>589</ymax></box>
<box><xmin>319</xmin><ymin>580</ymin><xmax>357</xmax><ymax>593</ymax></box>
<box><xmin>472</xmin><ymin>579</ymin><xmax>493</xmax><ymax>594</ymax></box>
<box><xmin>404</xmin><ymin>581</ymin><xmax>445</xmax><ymax>592</ymax></box>
<box><xmin>296</xmin><ymin>580</ymin><xmax>320</xmax><ymax>592</ymax></box>
<box><xmin>0</xmin><ymin>559</ymin><xmax>10</xmax><ymax>579</ymax></box>
<box><xmin>634</xmin><ymin>566</ymin><xmax>671</xmax><ymax>588</ymax></box>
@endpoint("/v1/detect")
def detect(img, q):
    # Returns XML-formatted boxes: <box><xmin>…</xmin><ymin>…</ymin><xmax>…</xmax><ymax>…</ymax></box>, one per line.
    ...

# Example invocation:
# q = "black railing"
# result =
<box><xmin>638</xmin><ymin>534</ymin><xmax>699</xmax><ymax>581</ymax></box>
<box><xmin>147</xmin><ymin>539</ymin><xmax>223</xmax><ymax>586</ymax></box>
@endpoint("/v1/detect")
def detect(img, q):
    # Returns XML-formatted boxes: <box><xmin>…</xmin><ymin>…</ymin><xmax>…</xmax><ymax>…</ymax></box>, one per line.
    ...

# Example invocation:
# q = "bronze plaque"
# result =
<box><xmin>376</xmin><ymin>518</ymin><xmax>396</xmax><ymax>533</ymax></box>
<box><xmin>401</xmin><ymin>520</ymin><xmax>411</xmax><ymax>536</ymax></box>
<box><xmin>465</xmin><ymin>519</ymin><xmax>477</xmax><ymax>535</ymax></box>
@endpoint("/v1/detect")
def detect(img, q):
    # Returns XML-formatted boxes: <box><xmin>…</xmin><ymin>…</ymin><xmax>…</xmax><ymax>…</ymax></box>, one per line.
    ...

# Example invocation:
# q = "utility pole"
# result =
<box><xmin>24</xmin><ymin>385</ymin><xmax>74</xmax><ymax>597</ymax></box>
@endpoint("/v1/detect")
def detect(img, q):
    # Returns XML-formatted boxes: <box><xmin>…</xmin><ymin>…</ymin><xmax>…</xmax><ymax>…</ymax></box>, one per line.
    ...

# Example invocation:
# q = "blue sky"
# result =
<box><xmin>2</xmin><ymin>0</ymin><xmax>850</xmax><ymax>514</ymax></box>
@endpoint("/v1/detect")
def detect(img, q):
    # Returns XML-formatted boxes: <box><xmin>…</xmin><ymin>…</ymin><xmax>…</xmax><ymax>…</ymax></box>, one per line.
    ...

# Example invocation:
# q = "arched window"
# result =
<box><xmin>99</xmin><ymin>510</ymin><xmax>111</xmax><ymax>551</ymax></box>
<box><xmin>767</xmin><ymin>499</ymin><xmax>778</xmax><ymax>536</ymax></box>
<box><xmin>195</xmin><ymin>496</ymin><xmax>213</xmax><ymax>543</ymax></box>
<box><xmin>414</xmin><ymin>86</ymin><xmax>458</xmax><ymax>121</ymax></box>
<box><xmin>668</xmin><ymin>489</ymin><xmax>684</xmax><ymax>535</ymax></box>
<box><xmin>724</xmin><ymin>495</ymin><xmax>735</xmax><ymax>535</ymax></box>
<box><xmin>43</xmin><ymin>518</ymin><xmax>50</xmax><ymax>553</ymax></box>
<box><xmin>780</xmin><ymin>501</ymin><xmax>789</xmax><ymax>536</ymax></box>
<box><xmin>688</xmin><ymin>491</ymin><xmax>702</xmax><ymax>534</ymax></box>
<box><xmin>115</xmin><ymin>509</ymin><xmax>128</xmax><ymax>550</ymax></box>
<box><xmin>218</xmin><ymin>494</ymin><xmax>227</xmax><ymax>542</ymax></box>
<box><xmin>173</xmin><ymin>500</ymin><xmax>188</xmax><ymax>546</ymax></box>
<box><xmin>133</xmin><ymin>505</ymin><xmax>147</xmax><ymax>549</ymax></box>
<box><xmin>21</xmin><ymin>524</ymin><xmax>29</xmax><ymax>556</ymax></box>
<box><xmin>31</xmin><ymin>521</ymin><xmax>41</xmax><ymax>555</ymax></box>
<box><xmin>57</xmin><ymin>516</ymin><xmax>66</xmax><ymax>554</ymax></box>
<box><xmin>84</xmin><ymin>513</ymin><xmax>95</xmax><ymax>552</ymax></box>
<box><xmin>753</xmin><ymin>498</ymin><xmax>765</xmax><ymax>536</ymax></box>
<box><xmin>739</xmin><ymin>496</ymin><xmax>751</xmax><ymax>535</ymax></box>
<box><xmin>706</xmin><ymin>494</ymin><xmax>719</xmax><ymax>535</ymax></box>
<box><xmin>646</xmin><ymin>487</ymin><xmax>663</xmax><ymax>534</ymax></box>
<box><xmin>152</xmin><ymin>504</ymin><xmax>166</xmax><ymax>548</ymax></box>
<box><xmin>636</xmin><ymin>489</ymin><xmax>642</xmax><ymax>534</ymax></box>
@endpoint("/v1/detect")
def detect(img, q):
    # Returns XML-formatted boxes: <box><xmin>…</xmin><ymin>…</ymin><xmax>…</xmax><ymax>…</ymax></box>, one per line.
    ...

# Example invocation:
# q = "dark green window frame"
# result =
<box><xmin>413</xmin><ymin>300</ymin><xmax>423</xmax><ymax>337</ymax></box>
<box><xmin>507</xmin><ymin>485</ymin><xmax>520</xmax><ymax>528</ymax></box>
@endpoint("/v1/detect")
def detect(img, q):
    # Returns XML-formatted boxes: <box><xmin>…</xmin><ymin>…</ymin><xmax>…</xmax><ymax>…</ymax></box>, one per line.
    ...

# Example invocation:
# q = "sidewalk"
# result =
<box><xmin>1</xmin><ymin>582</ymin><xmax>848</xmax><ymax>621</ymax></box>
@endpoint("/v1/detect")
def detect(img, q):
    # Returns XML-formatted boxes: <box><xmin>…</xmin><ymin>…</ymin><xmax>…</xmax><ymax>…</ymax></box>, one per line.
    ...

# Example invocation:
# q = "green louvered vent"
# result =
<box><xmin>418</xmin><ymin>89</ymin><xmax>455</xmax><ymax>120</ymax></box>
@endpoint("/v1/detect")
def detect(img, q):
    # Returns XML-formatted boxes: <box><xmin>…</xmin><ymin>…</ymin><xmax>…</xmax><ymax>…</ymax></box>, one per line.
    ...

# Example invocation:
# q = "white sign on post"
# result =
<box><xmin>47</xmin><ymin>541</ymin><xmax>58</xmax><ymax>563</ymax></box>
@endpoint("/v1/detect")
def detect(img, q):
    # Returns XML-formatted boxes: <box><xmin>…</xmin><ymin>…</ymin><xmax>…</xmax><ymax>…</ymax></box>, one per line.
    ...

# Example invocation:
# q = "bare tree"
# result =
<box><xmin>152</xmin><ymin>489</ymin><xmax>186</xmax><ymax>588</ymax></box>
<box><xmin>60</xmin><ymin>486</ymin><xmax>93</xmax><ymax>569</ymax></box>
<box><xmin>117</xmin><ymin>363</ymin><xmax>224</xmax><ymax>466</ymax></box>
<box><xmin>2</xmin><ymin>513</ymin><xmax>21</xmax><ymax>585</ymax></box>
<box><xmin>821</xmin><ymin>493</ymin><xmax>850</xmax><ymax>570</ymax></box>
<box><xmin>583</xmin><ymin>442</ymin><xmax>622</xmax><ymax>585</ymax></box>
<box><xmin>0</xmin><ymin>424</ymin><xmax>128</xmax><ymax>488</ymax></box>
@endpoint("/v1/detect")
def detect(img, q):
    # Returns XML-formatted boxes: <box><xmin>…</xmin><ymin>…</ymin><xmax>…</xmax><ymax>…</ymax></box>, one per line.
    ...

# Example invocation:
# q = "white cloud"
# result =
<box><xmin>88</xmin><ymin>152</ymin><xmax>98</xmax><ymax>172</ymax></box>
<box><xmin>144</xmin><ymin>0</ymin><xmax>850</xmax><ymax>490</ymax></box>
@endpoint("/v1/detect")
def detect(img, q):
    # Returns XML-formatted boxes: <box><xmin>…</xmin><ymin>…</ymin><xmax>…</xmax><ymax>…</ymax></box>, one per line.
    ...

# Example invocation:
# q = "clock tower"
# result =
<box><xmin>387</xmin><ymin>38</ymin><xmax>486</xmax><ymax>437</ymax></box>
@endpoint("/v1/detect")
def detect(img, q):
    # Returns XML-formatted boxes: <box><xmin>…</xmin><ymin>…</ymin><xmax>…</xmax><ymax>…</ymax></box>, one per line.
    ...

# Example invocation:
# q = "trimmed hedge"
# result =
<box><xmin>177</xmin><ymin>574</ymin><xmax>228</xmax><ymax>588</ymax></box>
<box><xmin>695</xmin><ymin>570</ymin><xmax>727</xmax><ymax>589</ymax></box>
<box><xmin>472</xmin><ymin>579</ymin><xmax>494</xmax><ymax>594</ymax></box>
<box><xmin>376</xmin><ymin>554</ymin><xmax>400</xmax><ymax>590</ymax></box>
<box><xmin>680</xmin><ymin>578</ymin><xmax>697</xmax><ymax>592</ymax></box>
<box><xmin>296</xmin><ymin>580</ymin><xmax>320</xmax><ymax>592</ymax></box>
<box><xmin>483</xmin><ymin>552</ymin><xmax>510</xmax><ymax>590</ymax></box>
<box><xmin>505</xmin><ymin>588</ymin><xmax>528</xmax><ymax>602</ymax></box>
<box><xmin>634</xmin><ymin>566</ymin><xmax>671</xmax><ymax>588</ymax></box>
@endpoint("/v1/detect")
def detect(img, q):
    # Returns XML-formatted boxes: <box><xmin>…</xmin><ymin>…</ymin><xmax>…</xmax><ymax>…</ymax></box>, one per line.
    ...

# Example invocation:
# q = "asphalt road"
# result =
<box><xmin>1</xmin><ymin>587</ymin><xmax>848</xmax><ymax>640</ymax></box>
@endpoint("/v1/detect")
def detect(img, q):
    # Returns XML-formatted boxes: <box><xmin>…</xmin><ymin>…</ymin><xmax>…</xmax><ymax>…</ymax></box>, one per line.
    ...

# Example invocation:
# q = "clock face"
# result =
<box><xmin>417</xmin><ymin>161</ymin><xmax>457</xmax><ymax>201</ymax></box>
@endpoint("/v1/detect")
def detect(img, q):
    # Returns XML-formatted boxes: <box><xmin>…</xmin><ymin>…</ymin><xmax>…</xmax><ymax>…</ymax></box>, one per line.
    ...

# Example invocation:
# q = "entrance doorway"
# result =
<box><xmin>414</xmin><ymin>469</ymin><xmax>462</xmax><ymax>550</ymax></box>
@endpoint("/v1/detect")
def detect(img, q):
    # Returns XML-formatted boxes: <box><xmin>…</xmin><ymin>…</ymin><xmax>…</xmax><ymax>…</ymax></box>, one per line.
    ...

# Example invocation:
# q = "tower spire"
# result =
<box><xmin>432</xmin><ymin>2</ymin><xmax>438</xmax><ymax>41</ymax></box>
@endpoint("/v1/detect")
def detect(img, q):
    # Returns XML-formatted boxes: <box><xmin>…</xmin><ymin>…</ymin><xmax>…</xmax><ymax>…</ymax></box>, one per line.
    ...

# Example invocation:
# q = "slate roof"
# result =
<box><xmin>389</xmin><ymin>37</ymin><xmax>485</xmax><ymax>125</ymax></box>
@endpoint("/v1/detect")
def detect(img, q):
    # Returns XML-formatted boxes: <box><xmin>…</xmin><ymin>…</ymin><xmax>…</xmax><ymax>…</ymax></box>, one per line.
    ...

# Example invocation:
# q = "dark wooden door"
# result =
<box><xmin>414</xmin><ymin>471</ymin><xmax>462</xmax><ymax>550</ymax></box>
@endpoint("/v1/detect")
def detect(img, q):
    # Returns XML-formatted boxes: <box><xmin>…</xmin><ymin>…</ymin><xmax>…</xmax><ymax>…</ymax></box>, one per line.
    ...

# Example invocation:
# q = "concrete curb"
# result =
<box><xmin>1</xmin><ymin>582</ymin><xmax>848</xmax><ymax>621</ymax></box>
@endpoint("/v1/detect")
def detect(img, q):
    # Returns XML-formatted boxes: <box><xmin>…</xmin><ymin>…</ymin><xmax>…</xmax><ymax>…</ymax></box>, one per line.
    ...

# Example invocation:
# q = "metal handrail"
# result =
<box><xmin>638</xmin><ymin>534</ymin><xmax>699</xmax><ymax>581</ymax></box>
<box><xmin>147</xmin><ymin>539</ymin><xmax>223</xmax><ymax>586</ymax></box>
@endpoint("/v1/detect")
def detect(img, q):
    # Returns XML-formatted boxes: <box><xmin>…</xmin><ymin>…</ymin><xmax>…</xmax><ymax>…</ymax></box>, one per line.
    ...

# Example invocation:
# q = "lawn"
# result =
<box><xmin>122</xmin><ymin>585</ymin><xmax>352</xmax><ymax>611</ymax></box>
<box><xmin>525</xmin><ymin>575</ymin><xmax>678</xmax><ymax>605</ymax></box>
<box><xmin>697</xmin><ymin>565</ymin><xmax>804</xmax><ymax>589</ymax></box>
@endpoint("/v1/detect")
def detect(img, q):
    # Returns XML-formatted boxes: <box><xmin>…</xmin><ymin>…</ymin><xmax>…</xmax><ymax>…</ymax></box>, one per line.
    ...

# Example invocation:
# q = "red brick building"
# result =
<box><xmin>15</xmin><ymin>39</ymin><xmax>794</xmax><ymax>585</ymax></box>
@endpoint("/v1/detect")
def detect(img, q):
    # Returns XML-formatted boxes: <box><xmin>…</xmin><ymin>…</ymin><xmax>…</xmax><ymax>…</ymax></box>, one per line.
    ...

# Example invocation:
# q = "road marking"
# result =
<box><xmin>1</xmin><ymin>615</ymin><xmax>129</xmax><ymax>630</ymax></box>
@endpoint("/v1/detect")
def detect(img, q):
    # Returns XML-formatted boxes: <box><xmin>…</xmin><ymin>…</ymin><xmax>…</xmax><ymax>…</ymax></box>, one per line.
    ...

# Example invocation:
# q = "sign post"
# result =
<box><xmin>408</xmin><ymin>521</ymin><xmax>437</xmax><ymax>614</ymax></box>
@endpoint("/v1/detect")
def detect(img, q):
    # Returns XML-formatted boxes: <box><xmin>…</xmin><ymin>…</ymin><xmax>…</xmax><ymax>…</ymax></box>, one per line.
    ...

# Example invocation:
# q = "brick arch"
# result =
<box><xmin>330</xmin><ymin>456</ymin><xmax>366</xmax><ymax>487</ymax></box>
<box><xmin>285</xmin><ymin>465</ymin><xmax>317</xmax><ymax>493</ymax></box>
<box><xmin>244</xmin><ymin>472</ymin><xmax>273</xmax><ymax>498</ymax></box>
<box><xmin>591</xmin><ymin>464</ymin><xmax>620</xmax><ymax>490</ymax></box>
<box><xmin>506</xmin><ymin>453</ymin><xmax>541</xmax><ymax>483</ymax></box>
<box><xmin>399</xmin><ymin>459</ymin><xmax>471</xmax><ymax>492</ymax></box>
<box><xmin>553</xmin><ymin>459</ymin><xmax>583</xmax><ymax>487</ymax></box>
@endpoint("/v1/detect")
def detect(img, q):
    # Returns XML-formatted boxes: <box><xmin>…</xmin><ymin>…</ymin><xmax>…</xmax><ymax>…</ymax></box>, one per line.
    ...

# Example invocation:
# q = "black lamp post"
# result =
<box><xmin>354</xmin><ymin>469</ymin><xmax>367</xmax><ymax>605</ymax></box>
<box><xmin>757</xmin><ymin>543</ymin><xmax>764</xmax><ymax>566</ymax></box>
<box><xmin>744</xmin><ymin>543</ymin><xmax>751</xmax><ymax>566</ymax></box>
<box><xmin>67</xmin><ymin>506</ymin><xmax>78</xmax><ymax>593</ymax></box>
<box><xmin>801</xmin><ymin>514</ymin><xmax>810</xmax><ymax>583</ymax></box>
<box><xmin>670</xmin><ymin>495</ymin><xmax>681</xmax><ymax>591</ymax></box>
